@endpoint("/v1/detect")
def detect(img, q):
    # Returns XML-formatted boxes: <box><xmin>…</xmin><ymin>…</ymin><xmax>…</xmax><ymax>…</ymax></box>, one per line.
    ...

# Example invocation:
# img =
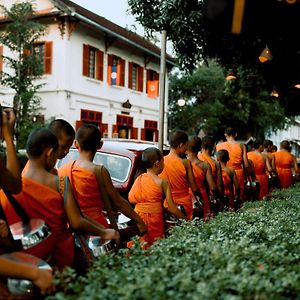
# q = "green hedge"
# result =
<box><xmin>48</xmin><ymin>185</ymin><xmax>300</xmax><ymax>300</ymax></box>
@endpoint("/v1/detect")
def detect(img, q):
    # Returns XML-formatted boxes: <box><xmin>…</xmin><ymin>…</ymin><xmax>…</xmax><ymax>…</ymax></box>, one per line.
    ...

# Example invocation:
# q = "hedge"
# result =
<box><xmin>47</xmin><ymin>184</ymin><xmax>300</xmax><ymax>300</ymax></box>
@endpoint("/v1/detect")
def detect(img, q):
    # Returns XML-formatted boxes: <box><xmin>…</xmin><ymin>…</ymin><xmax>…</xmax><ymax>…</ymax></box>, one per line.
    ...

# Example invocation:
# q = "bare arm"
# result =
<box><xmin>64</xmin><ymin>180</ymin><xmax>120</xmax><ymax>242</ymax></box>
<box><xmin>215</xmin><ymin>161</ymin><xmax>224</xmax><ymax>195</ymax></box>
<box><xmin>97</xmin><ymin>166</ymin><xmax>147</xmax><ymax>235</ymax></box>
<box><xmin>204</xmin><ymin>163</ymin><xmax>218</xmax><ymax>192</ymax></box>
<box><xmin>162</xmin><ymin>179</ymin><xmax>186</xmax><ymax>220</ymax></box>
<box><xmin>182</xmin><ymin>159</ymin><xmax>200</xmax><ymax>195</ymax></box>
<box><xmin>0</xmin><ymin>109</ymin><xmax>21</xmax><ymax>193</ymax></box>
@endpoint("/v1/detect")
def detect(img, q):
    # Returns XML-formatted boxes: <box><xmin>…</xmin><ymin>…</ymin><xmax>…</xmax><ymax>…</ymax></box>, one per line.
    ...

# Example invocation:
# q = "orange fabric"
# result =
<box><xmin>0</xmin><ymin>177</ymin><xmax>74</xmax><ymax>269</ymax></box>
<box><xmin>190</xmin><ymin>162</ymin><xmax>210</xmax><ymax>219</ymax></box>
<box><xmin>128</xmin><ymin>173</ymin><xmax>164</xmax><ymax>247</ymax></box>
<box><xmin>216</xmin><ymin>142</ymin><xmax>245</xmax><ymax>199</ymax></box>
<box><xmin>273</xmin><ymin>151</ymin><xmax>294</xmax><ymax>189</ymax></box>
<box><xmin>247</xmin><ymin>151</ymin><xmax>268</xmax><ymax>200</ymax></box>
<box><xmin>198</xmin><ymin>153</ymin><xmax>217</xmax><ymax>180</ymax></box>
<box><xmin>159</xmin><ymin>154</ymin><xmax>193</xmax><ymax>220</ymax></box>
<box><xmin>58</xmin><ymin>161</ymin><xmax>109</xmax><ymax>228</ymax></box>
<box><xmin>221</xmin><ymin>170</ymin><xmax>234</xmax><ymax>209</ymax></box>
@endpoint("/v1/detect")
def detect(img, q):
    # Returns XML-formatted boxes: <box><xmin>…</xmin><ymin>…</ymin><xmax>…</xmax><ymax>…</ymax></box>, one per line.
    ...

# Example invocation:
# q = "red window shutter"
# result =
<box><xmin>146</xmin><ymin>69</ymin><xmax>151</xmax><ymax>93</ymax></box>
<box><xmin>0</xmin><ymin>45</ymin><xmax>3</xmax><ymax>72</ymax></box>
<box><xmin>138</xmin><ymin>66</ymin><xmax>144</xmax><ymax>92</ymax></box>
<box><xmin>100</xmin><ymin>123</ymin><xmax>108</xmax><ymax>137</ymax></box>
<box><xmin>120</xmin><ymin>58</ymin><xmax>125</xmax><ymax>87</ymax></box>
<box><xmin>96</xmin><ymin>50</ymin><xmax>104</xmax><ymax>81</ymax></box>
<box><xmin>141</xmin><ymin>129</ymin><xmax>145</xmax><ymax>141</ymax></box>
<box><xmin>83</xmin><ymin>44</ymin><xmax>89</xmax><ymax>77</ymax></box>
<box><xmin>155</xmin><ymin>72</ymin><xmax>159</xmax><ymax>96</ymax></box>
<box><xmin>75</xmin><ymin>120</ymin><xmax>84</xmax><ymax>130</ymax></box>
<box><xmin>107</xmin><ymin>54</ymin><xmax>113</xmax><ymax>85</ymax></box>
<box><xmin>154</xmin><ymin>130</ymin><xmax>158</xmax><ymax>142</ymax></box>
<box><xmin>131</xmin><ymin>127</ymin><xmax>138</xmax><ymax>139</ymax></box>
<box><xmin>112</xmin><ymin>124</ymin><xmax>118</xmax><ymax>138</ymax></box>
<box><xmin>44</xmin><ymin>41</ymin><xmax>52</xmax><ymax>74</ymax></box>
<box><xmin>128</xmin><ymin>62</ymin><xmax>133</xmax><ymax>89</ymax></box>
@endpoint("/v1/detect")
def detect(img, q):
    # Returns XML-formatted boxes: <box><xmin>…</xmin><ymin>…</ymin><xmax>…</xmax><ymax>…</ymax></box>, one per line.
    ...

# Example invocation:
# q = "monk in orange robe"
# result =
<box><xmin>58</xmin><ymin>124</ymin><xmax>147</xmax><ymax>234</ymax></box>
<box><xmin>273</xmin><ymin>140</ymin><xmax>300</xmax><ymax>189</ymax></box>
<box><xmin>160</xmin><ymin>130</ymin><xmax>201</xmax><ymax>220</ymax></box>
<box><xmin>216</xmin><ymin>150</ymin><xmax>240</xmax><ymax>210</ymax></box>
<box><xmin>216</xmin><ymin>127</ymin><xmax>249</xmax><ymax>201</ymax></box>
<box><xmin>247</xmin><ymin>140</ymin><xmax>272</xmax><ymax>200</ymax></box>
<box><xmin>0</xmin><ymin>128</ymin><xmax>119</xmax><ymax>269</ymax></box>
<box><xmin>128</xmin><ymin>147</ymin><xmax>185</xmax><ymax>248</ymax></box>
<box><xmin>186</xmin><ymin>137</ymin><xmax>221</xmax><ymax>219</ymax></box>
<box><xmin>198</xmin><ymin>135</ymin><xmax>223</xmax><ymax>196</ymax></box>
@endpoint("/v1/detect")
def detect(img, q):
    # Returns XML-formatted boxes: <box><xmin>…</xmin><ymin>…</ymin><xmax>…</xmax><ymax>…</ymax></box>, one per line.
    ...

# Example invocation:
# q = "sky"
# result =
<box><xmin>70</xmin><ymin>0</ymin><xmax>145</xmax><ymax>36</ymax></box>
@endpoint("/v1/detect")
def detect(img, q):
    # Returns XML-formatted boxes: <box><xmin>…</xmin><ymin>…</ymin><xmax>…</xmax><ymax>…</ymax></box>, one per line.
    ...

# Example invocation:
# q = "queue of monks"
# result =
<box><xmin>0</xmin><ymin>107</ymin><xmax>299</xmax><ymax>297</ymax></box>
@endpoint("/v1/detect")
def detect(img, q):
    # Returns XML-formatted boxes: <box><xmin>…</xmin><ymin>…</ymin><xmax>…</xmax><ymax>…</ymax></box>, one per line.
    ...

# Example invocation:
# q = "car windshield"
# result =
<box><xmin>56</xmin><ymin>149</ymin><xmax>131</xmax><ymax>183</ymax></box>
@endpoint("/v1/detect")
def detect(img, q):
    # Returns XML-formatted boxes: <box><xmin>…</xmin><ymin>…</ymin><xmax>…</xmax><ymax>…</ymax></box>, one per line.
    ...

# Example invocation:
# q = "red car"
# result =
<box><xmin>56</xmin><ymin>139</ymin><xmax>163</xmax><ymax>200</ymax></box>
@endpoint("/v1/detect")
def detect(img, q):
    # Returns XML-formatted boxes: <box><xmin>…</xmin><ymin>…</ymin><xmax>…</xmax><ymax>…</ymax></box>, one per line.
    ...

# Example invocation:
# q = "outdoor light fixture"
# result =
<box><xmin>271</xmin><ymin>90</ymin><xmax>279</xmax><ymax>98</ymax></box>
<box><xmin>294</xmin><ymin>84</ymin><xmax>300</xmax><ymax>89</ymax></box>
<box><xmin>177</xmin><ymin>98</ymin><xmax>186</xmax><ymax>107</ymax></box>
<box><xmin>259</xmin><ymin>46</ymin><xmax>273</xmax><ymax>63</ymax></box>
<box><xmin>226</xmin><ymin>72</ymin><xmax>237</xmax><ymax>81</ymax></box>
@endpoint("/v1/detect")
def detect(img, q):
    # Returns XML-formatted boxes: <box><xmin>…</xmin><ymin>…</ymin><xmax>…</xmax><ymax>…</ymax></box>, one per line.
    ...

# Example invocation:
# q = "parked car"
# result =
<box><xmin>56</xmin><ymin>139</ymin><xmax>166</xmax><ymax>200</ymax></box>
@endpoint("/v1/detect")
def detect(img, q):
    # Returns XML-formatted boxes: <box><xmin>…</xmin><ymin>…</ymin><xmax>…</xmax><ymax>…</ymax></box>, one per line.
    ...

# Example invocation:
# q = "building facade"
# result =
<box><xmin>0</xmin><ymin>0</ymin><xmax>175</xmax><ymax>142</ymax></box>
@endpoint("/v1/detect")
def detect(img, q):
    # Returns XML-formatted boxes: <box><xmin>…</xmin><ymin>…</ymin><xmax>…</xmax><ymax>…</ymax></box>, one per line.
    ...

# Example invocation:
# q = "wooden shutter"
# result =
<box><xmin>82</xmin><ymin>44</ymin><xmax>89</xmax><ymax>76</ymax></box>
<box><xmin>100</xmin><ymin>123</ymin><xmax>108</xmax><ymax>137</ymax></box>
<box><xmin>0</xmin><ymin>45</ymin><xmax>3</xmax><ymax>72</ymax></box>
<box><xmin>96</xmin><ymin>49</ymin><xmax>104</xmax><ymax>81</ymax></box>
<box><xmin>120</xmin><ymin>58</ymin><xmax>125</xmax><ymax>87</ymax></box>
<box><xmin>128</xmin><ymin>62</ymin><xmax>133</xmax><ymax>89</ymax></box>
<box><xmin>141</xmin><ymin>128</ymin><xmax>145</xmax><ymax>140</ymax></box>
<box><xmin>154</xmin><ymin>72</ymin><xmax>159</xmax><ymax>96</ymax></box>
<box><xmin>44</xmin><ymin>41</ymin><xmax>52</xmax><ymax>74</ymax></box>
<box><xmin>112</xmin><ymin>124</ymin><xmax>118</xmax><ymax>138</ymax></box>
<box><xmin>131</xmin><ymin>127</ymin><xmax>138</xmax><ymax>139</ymax></box>
<box><xmin>138</xmin><ymin>66</ymin><xmax>144</xmax><ymax>92</ymax></box>
<box><xmin>154</xmin><ymin>130</ymin><xmax>158</xmax><ymax>142</ymax></box>
<box><xmin>146</xmin><ymin>69</ymin><xmax>151</xmax><ymax>93</ymax></box>
<box><xmin>107</xmin><ymin>54</ymin><xmax>113</xmax><ymax>85</ymax></box>
<box><xmin>75</xmin><ymin>120</ymin><xmax>84</xmax><ymax>130</ymax></box>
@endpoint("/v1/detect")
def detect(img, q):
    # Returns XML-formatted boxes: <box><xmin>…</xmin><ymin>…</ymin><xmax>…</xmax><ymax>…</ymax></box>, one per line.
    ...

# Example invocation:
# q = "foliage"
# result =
<box><xmin>0</xmin><ymin>2</ymin><xmax>46</xmax><ymax>148</ymax></box>
<box><xmin>169</xmin><ymin>61</ymin><xmax>286</xmax><ymax>140</ymax></box>
<box><xmin>47</xmin><ymin>183</ymin><xmax>300</xmax><ymax>300</ymax></box>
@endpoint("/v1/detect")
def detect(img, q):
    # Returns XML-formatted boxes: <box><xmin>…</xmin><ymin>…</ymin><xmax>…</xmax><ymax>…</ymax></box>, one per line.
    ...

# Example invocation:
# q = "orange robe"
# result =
<box><xmin>198</xmin><ymin>153</ymin><xmax>217</xmax><ymax>182</ymax></box>
<box><xmin>273</xmin><ymin>151</ymin><xmax>294</xmax><ymax>189</ymax></box>
<box><xmin>0</xmin><ymin>177</ymin><xmax>74</xmax><ymax>269</ymax></box>
<box><xmin>58</xmin><ymin>161</ymin><xmax>109</xmax><ymax>228</ymax></box>
<box><xmin>247</xmin><ymin>151</ymin><xmax>268</xmax><ymax>200</ymax></box>
<box><xmin>221</xmin><ymin>170</ymin><xmax>234</xmax><ymax>209</ymax></box>
<box><xmin>216</xmin><ymin>142</ymin><xmax>245</xmax><ymax>200</ymax></box>
<box><xmin>159</xmin><ymin>154</ymin><xmax>193</xmax><ymax>220</ymax></box>
<box><xmin>128</xmin><ymin>173</ymin><xmax>164</xmax><ymax>248</ymax></box>
<box><xmin>190</xmin><ymin>162</ymin><xmax>210</xmax><ymax>219</ymax></box>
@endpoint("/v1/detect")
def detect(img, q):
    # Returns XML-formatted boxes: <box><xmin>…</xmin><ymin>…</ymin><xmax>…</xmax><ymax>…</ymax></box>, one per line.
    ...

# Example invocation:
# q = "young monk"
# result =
<box><xmin>247</xmin><ymin>140</ymin><xmax>273</xmax><ymax>200</ymax></box>
<box><xmin>186</xmin><ymin>136</ymin><xmax>220</xmax><ymax>219</ymax></box>
<box><xmin>198</xmin><ymin>135</ymin><xmax>223</xmax><ymax>196</ymax></box>
<box><xmin>0</xmin><ymin>128</ymin><xmax>119</xmax><ymax>269</ymax></box>
<box><xmin>128</xmin><ymin>147</ymin><xmax>186</xmax><ymax>248</ymax></box>
<box><xmin>216</xmin><ymin>149</ymin><xmax>240</xmax><ymax>210</ymax></box>
<box><xmin>0</xmin><ymin>108</ymin><xmax>53</xmax><ymax>293</ymax></box>
<box><xmin>58</xmin><ymin>124</ymin><xmax>147</xmax><ymax>234</ymax></box>
<box><xmin>216</xmin><ymin>127</ymin><xmax>249</xmax><ymax>201</ymax></box>
<box><xmin>273</xmin><ymin>140</ymin><xmax>300</xmax><ymax>189</ymax></box>
<box><xmin>159</xmin><ymin>130</ymin><xmax>201</xmax><ymax>220</ymax></box>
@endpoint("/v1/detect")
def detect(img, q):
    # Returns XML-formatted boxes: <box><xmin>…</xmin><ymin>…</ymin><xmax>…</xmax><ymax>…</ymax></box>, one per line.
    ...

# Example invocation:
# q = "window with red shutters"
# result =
<box><xmin>107</xmin><ymin>54</ymin><xmax>125</xmax><ymax>87</ymax></box>
<box><xmin>146</xmin><ymin>69</ymin><xmax>159</xmax><ymax>98</ymax></box>
<box><xmin>82</xmin><ymin>44</ymin><xmax>104</xmax><ymax>81</ymax></box>
<box><xmin>128</xmin><ymin>62</ymin><xmax>143</xmax><ymax>92</ymax></box>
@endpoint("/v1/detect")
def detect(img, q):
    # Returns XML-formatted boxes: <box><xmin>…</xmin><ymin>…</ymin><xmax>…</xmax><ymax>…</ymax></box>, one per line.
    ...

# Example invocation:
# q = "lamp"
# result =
<box><xmin>177</xmin><ymin>98</ymin><xmax>186</xmax><ymax>107</ymax></box>
<box><xmin>294</xmin><ymin>84</ymin><xmax>300</xmax><ymax>89</ymax></box>
<box><xmin>259</xmin><ymin>46</ymin><xmax>273</xmax><ymax>63</ymax></box>
<box><xmin>271</xmin><ymin>90</ymin><xmax>279</xmax><ymax>98</ymax></box>
<box><xmin>226</xmin><ymin>72</ymin><xmax>237</xmax><ymax>81</ymax></box>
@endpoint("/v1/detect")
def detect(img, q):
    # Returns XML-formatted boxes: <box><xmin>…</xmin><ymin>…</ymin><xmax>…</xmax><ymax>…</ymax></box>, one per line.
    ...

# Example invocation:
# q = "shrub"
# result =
<box><xmin>47</xmin><ymin>184</ymin><xmax>300</xmax><ymax>300</ymax></box>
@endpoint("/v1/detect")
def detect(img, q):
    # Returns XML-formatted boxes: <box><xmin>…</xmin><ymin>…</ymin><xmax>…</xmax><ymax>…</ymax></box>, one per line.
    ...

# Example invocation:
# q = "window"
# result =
<box><xmin>128</xmin><ymin>62</ymin><xmax>143</xmax><ymax>92</ymax></box>
<box><xmin>80</xmin><ymin>109</ymin><xmax>102</xmax><ymax>122</ymax></box>
<box><xmin>107</xmin><ymin>54</ymin><xmax>125</xmax><ymax>87</ymax></box>
<box><xmin>25</xmin><ymin>41</ymin><xmax>52</xmax><ymax>75</ymax></box>
<box><xmin>82</xmin><ymin>44</ymin><xmax>104</xmax><ymax>80</ymax></box>
<box><xmin>146</xmin><ymin>69</ymin><xmax>159</xmax><ymax>98</ymax></box>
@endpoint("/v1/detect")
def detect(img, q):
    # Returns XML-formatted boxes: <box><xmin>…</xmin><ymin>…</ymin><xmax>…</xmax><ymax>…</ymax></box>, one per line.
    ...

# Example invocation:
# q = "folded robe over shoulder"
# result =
<box><xmin>128</xmin><ymin>173</ymin><xmax>164</xmax><ymax>248</ymax></box>
<box><xmin>159</xmin><ymin>154</ymin><xmax>193</xmax><ymax>220</ymax></box>
<box><xmin>0</xmin><ymin>176</ymin><xmax>74</xmax><ymax>269</ymax></box>
<box><xmin>58</xmin><ymin>161</ymin><xmax>109</xmax><ymax>228</ymax></box>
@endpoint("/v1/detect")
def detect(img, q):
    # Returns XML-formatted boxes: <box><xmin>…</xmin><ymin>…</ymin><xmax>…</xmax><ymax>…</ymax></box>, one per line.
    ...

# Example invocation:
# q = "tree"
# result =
<box><xmin>128</xmin><ymin>0</ymin><xmax>300</xmax><ymax>117</ymax></box>
<box><xmin>169</xmin><ymin>61</ymin><xmax>286</xmax><ymax>141</ymax></box>
<box><xmin>0</xmin><ymin>2</ymin><xmax>46</xmax><ymax>148</ymax></box>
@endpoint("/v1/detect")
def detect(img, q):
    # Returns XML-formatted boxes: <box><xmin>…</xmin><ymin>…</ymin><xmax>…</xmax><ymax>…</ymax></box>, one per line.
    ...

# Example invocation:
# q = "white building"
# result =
<box><xmin>0</xmin><ymin>0</ymin><xmax>175</xmax><ymax>142</ymax></box>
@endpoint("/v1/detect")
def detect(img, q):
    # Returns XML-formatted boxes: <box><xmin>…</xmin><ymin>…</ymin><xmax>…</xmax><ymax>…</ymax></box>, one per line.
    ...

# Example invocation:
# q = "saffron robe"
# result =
<box><xmin>221</xmin><ymin>170</ymin><xmax>234</xmax><ymax>209</ymax></box>
<box><xmin>58</xmin><ymin>161</ymin><xmax>109</xmax><ymax>228</ymax></box>
<box><xmin>198</xmin><ymin>153</ymin><xmax>217</xmax><ymax>181</ymax></box>
<box><xmin>247</xmin><ymin>151</ymin><xmax>268</xmax><ymax>200</ymax></box>
<box><xmin>216</xmin><ymin>142</ymin><xmax>245</xmax><ymax>200</ymax></box>
<box><xmin>0</xmin><ymin>177</ymin><xmax>74</xmax><ymax>269</ymax></box>
<box><xmin>159</xmin><ymin>154</ymin><xmax>193</xmax><ymax>220</ymax></box>
<box><xmin>273</xmin><ymin>151</ymin><xmax>294</xmax><ymax>189</ymax></box>
<box><xmin>190</xmin><ymin>162</ymin><xmax>211</xmax><ymax>219</ymax></box>
<box><xmin>128</xmin><ymin>173</ymin><xmax>164</xmax><ymax>248</ymax></box>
